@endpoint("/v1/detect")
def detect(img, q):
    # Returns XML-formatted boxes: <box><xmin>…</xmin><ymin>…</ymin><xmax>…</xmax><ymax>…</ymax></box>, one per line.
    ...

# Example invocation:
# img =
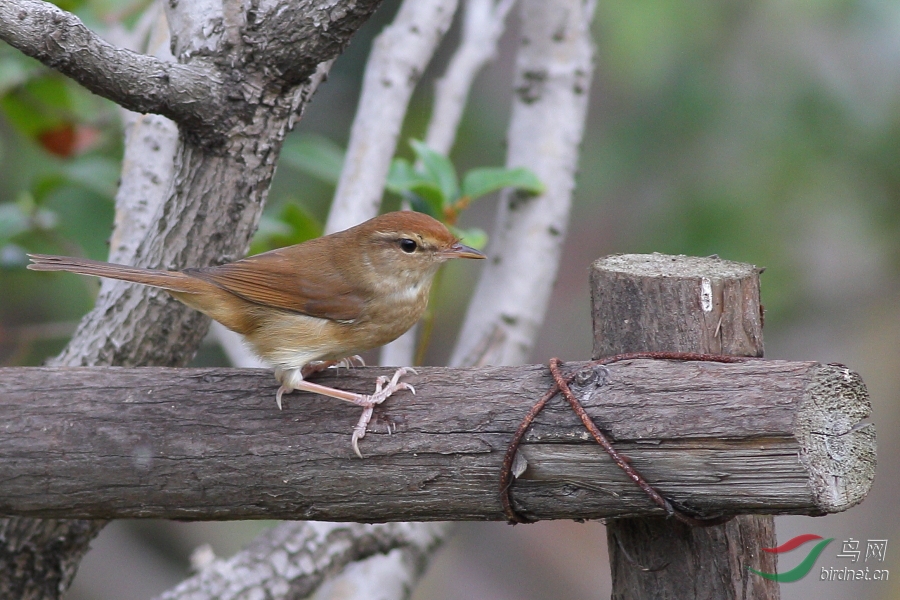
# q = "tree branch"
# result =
<box><xmin>0</xmin><ymin>0</ymin><xmax>385</xmax><ymax>596</ymax></box>
<box><xmin>200</xmin><ymin>3</ymin><xmax>462</xmax><ymax>596</ymax></box>
<box><xmin>0</xmin><ymin>360</ymin><xmax>874</xmax><ymax>521</ymax></box>
<box><xmin>379</xmin><ymin>0</ymin><xmax>517</xmax><ymax>367</ymax></box>
<box><xmin>241</xmin><ymin>0</ymin><xmax>388</xmax><ymax>87</ymax></box>
<box><xmin>106</xmin><ymin>5</ymin><xmax>180</xmax><ymax>266</ymax></box>
<box><xmin>325</xmin><ymin>0</ymin><xmax>459</xmax><ymax>234</ymax></box>
<box><xmin>0</xmin><ymin>0</ymin><xmax>385</xmax><ymax>145</ymax></box>
<box><xmin>304</xmin><ymin>2</ymin><xmax>596</xmax><ymax>598</ymax></box>
<box><xmin>154</xmin><ymin>521</ymin><xmax>448</xmax><ymax>600</ymax></box>
<box><xmin>424</xmin><ymin>0</ymin><xmax>516</xmax><ymax>154</ymax></box>
<box><xmin>0</xmin><ymin>3</ymin><xmax>185</xmax><ymax>594</ymax></box>
<box><xmin>0</xmin><ymin>518</ymin><xmax>105</xmax><ymax>600</ymax></box>
<box><xmin>451</xmin><ymin>0</ymin><xmax>597</xmax><ymax>367</ymax></box>
<box><xmin>0</xmin><ymin>0</ymin><xmax>221</xmax><ymax>131</ymax></box>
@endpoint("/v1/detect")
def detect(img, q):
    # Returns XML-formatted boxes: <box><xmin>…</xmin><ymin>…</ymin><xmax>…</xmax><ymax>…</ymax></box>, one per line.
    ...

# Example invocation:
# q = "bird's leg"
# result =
<box><xmin>274</xmin><ymin>356</ymin><xmax>366</xmax><ymax>409</ymax></box>
<box><xmin>274</xmin><ymin>366</ymin><xmax>416</xmax><ymax>457</ymax></box>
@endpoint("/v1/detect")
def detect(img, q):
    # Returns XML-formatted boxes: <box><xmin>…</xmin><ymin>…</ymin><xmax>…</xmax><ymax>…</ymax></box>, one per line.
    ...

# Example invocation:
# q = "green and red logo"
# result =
<box><xmin>749</xmin><ymin>534</ymin><xmax>834</xmax><ymax>582</ymax></box>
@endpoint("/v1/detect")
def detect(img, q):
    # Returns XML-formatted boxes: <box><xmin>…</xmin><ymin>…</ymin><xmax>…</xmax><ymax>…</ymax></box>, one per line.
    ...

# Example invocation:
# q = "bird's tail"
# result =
<box><xmin>27</xmin><ymin>254</ymin><xmax>199</xmax><ymax>293</ymax></box>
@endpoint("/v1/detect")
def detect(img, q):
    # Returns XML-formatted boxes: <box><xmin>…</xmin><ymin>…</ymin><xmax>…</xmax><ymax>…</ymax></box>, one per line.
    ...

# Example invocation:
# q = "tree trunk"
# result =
<box><xmin>0</xmin><ymin>1</ymin><xmax>385</xmax><ymax>596</ymax></box>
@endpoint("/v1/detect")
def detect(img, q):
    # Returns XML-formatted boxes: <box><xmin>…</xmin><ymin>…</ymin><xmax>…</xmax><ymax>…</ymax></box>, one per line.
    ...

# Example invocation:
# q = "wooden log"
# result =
<box><xmin>592</xmin><ymin>253</ymin><xmax>782</xmax><ymax>599</ymax></box>
<box><xmin>0</xmin><ymin>357</ymin><xmax>873</xmax><ymax>522</ymax></box>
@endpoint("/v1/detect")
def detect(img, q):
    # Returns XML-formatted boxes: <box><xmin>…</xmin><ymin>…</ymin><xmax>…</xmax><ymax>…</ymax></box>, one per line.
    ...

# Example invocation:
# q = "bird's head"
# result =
<box><xmin>351</xmin><ymin>211</ymin><xmax>485</xmax><ymax>289</ymax></box>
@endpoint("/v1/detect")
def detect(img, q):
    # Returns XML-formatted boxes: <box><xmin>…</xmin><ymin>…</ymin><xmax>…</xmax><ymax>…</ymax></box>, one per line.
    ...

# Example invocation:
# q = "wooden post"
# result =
<box><xmin>592</xmin><ymin>254</ymin><xmax>779</xmax><ymax>599</ymax></box>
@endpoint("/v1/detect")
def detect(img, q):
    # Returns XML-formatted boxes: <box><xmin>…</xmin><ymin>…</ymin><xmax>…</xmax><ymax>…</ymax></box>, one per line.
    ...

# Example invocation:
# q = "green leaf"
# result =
<box><xmin>30</xmin><ymin>156</ymin><xmax>120</xmax><ymax>202</ymax></box>
<box><xmin>42</xmin><ymin>181</ymin><xmax>111</xmax><ymax>259</ymax></box>
<box><xmin>249</xmin><ymin>214</ymin><xmax>291</xmax><ymax>255</ymax></box>
<box><xmin>386</xmin><ymin>158</ymin><xmax>419</xmax><ymax>192</ymax></box>
<box><xmin>249</xmin><ymin>201</ymin><xmax>323</xmax><ymax>254</ymax></box>
<box><xmin>0</xmin><ymin>74</ymin><xmax>76</xmax><ymax>138</ymax></box>
<box><xmin>0</xmin><ymin>91</ymin><xmax>56</xmax><ymax>137</ymax></box>
<box><xmin>450</xmin><ymin>226</ymin><xmax>488</xmax><ymax>251</ymax></box>
<box><xmin>462</xmin><ymin>167</ymin><xmax>544</xmax><ymax>201</ymax></box>
<box><xmin>31</xmin><ymin>173</ymin><xmax>67</xmax><ymax>204</ymax></box>
<box><xmin>0</xmin><ymin>56</ymin><xmax>40</xmax><ymax>96</ymax></box>
<box><xmin>279</xmin><ymin>202</ymin><xmax>323</xmax><ymax>243</ymax></box>
<box><xmin>408</xmin><ymin>196</ymin><xmax>440</xmax><ymax>219</ymax></box>
<box><xmin>387</xmin><ymin>158</ymin><xmax>445</xmax><ymax>215</ymax></box>
<box><xmin>280</xmin><ymin>133</ymin><xmax>345</xmax><ymax>185</ymax></box>
<box><xmin>52</xmin><ymin>0</ymin><xmax>89</xmax><ymax>12</ymax></box>
<box><xmin>410</xmin><ymin>139</ymin><xmax>459</xmax><ymax>205</ymax></box>
<box><xmin>0</xmin><ymin>194</ymin><xmax>58</xmax><ymax>245</ymax></box>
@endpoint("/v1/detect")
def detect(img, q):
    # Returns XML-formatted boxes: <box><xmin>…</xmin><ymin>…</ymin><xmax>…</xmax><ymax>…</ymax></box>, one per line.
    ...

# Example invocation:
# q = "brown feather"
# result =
<box><xmin>27</xmin><ymin>255</ymin><xmax>200</xmax><ymax>293</ymax></box>
<box><xmin>184</xmin><ymin>234</ymin><xmax>365</xmax><ymax>323</ymax></box>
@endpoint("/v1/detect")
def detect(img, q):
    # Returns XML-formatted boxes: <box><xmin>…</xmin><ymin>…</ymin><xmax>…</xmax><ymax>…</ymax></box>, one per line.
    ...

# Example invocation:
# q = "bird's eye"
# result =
<box><xmin>398</xmin><ymin>238</ymin><xmax>417</xmax><ymax>253</ymax></box>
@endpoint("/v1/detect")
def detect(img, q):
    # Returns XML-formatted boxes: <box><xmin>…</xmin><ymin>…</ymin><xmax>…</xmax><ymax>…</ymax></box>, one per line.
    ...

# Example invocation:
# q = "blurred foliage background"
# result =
<box><xmin>2</xmin><ymin>0</ymin><xmax>899</xmax><ymax>599</ymax></box>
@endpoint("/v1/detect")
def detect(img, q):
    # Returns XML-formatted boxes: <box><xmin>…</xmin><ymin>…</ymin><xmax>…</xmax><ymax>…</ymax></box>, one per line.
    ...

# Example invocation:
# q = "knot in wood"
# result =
<box><xmin>573</xmin><ymin>365</ymin><xmax>606</xmax><ymax>387</ymax></box>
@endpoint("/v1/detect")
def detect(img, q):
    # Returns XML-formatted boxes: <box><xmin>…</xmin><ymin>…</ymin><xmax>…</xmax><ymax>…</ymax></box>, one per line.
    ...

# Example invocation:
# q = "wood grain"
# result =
<box><xmin>0</xmin><ymin>359</ymin><xmax>872</xmax><ymax>521</ymax></box>
<box><xmin>592</xmin><ymin>253</ymin><xmax>778</xmax><ymax>600</ymax></box>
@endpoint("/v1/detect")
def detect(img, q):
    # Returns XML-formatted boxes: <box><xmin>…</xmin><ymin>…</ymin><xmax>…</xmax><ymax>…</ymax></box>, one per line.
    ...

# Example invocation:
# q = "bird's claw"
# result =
<box><xmin>351</xmin><ymin>406</ymin><xmax>375</xmax><ymax>459</ymax></box>
<box><xmin>275</xmin><ymin>364</ymin><xmax>414</xmax><ymax>458</ymax></box>
<box><xmin>274</xmin><ymin>367</ymin><xmax>303</xmax><ymax>410</ymax></box>
<box><xmin>336</xmin><ymin>355</ymin><xmax>366</xmax><ymax>369</ymax></box>
<box><xmin>350</xmin><ymin>367</ymin><xmax>416</xmax><ymax>458</ymax></box>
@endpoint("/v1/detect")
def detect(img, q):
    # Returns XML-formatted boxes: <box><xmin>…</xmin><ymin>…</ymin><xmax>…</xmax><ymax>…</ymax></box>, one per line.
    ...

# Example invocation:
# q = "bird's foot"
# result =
<box><xmin>273</xmin><ymin>365</ymin><xmax>415</xmax><ymax>458</ymax></box>
<box><xmin>336</xmin><ymin>355</ymin><xmax>366</xmax><ymax>369</ymax></box>
<box><xmin>361</xmin><ymin>366</ymin><xmax>416</xmax><ymax>406</ymax></box>
<box><xmin>274</xmin><ymin>367</ymin><xmax>303</xmax><ymax>410</ymax></box>
<box><xmin>351</xmin><ymin>367</ymin><xmax>416</xmax><ymax>458</ymax></box>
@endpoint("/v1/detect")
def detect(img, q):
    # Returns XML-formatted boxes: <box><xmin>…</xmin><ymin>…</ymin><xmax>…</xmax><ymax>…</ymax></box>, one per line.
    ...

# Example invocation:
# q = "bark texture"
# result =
<box><xmin>0</xmin><ymin>1</ymin><xmax>385</xmax><ymax>597</ymax></box>
<box><xmin>0</xmin><ymin>360</ymin><xmax>873</xmax><ymax>521</ymax></box>
<box><xmin>593</xmin><ymin>254</ymin><xmax>782</xmax><ymax>600</ymax></box>
<box><xmin>155</xmin><ymin>521</ymin><xmax>447</xmax><ymax>600</ymax></box>
<box><xmin>451</xmin><ymin>0</ymin><xmax>597</xmax><ymax>367</ymax></box>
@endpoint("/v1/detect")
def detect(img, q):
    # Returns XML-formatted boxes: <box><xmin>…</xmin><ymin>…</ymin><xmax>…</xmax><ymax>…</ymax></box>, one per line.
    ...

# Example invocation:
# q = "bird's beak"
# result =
<box><xmin>440</xmin><ymin>242</ymin><xmax>486</xmax><ymax>260</ymax></box>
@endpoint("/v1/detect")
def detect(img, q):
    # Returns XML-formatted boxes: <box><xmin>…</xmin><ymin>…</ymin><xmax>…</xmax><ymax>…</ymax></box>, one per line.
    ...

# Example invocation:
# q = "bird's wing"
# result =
<box><xmin>185</xmin><ymin>241</ymin><xmax>365</xmax><ymax>322</ymax></box>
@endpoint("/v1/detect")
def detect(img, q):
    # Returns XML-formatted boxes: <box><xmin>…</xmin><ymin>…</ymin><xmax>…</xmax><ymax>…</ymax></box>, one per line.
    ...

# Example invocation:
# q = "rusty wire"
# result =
<box><xmin>500</xmin><ymin>352</ymin><xmax>751</xmax><ymax>527</ymax></box>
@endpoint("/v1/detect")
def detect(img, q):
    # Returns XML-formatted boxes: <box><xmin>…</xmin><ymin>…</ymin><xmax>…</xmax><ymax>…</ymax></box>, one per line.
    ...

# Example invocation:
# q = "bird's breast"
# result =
<box><xmin>352</xmin><ymin>280</ymin><xmax>431</xmax><ymax>346</ymax></box>
<box><xmin>242</xmin><ymin>281</ymin><xmax>430</xmax><ymax>370</ymax></box>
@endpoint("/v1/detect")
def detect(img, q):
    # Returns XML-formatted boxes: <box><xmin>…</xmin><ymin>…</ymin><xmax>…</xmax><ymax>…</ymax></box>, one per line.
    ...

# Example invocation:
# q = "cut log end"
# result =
<box><xmin>593</xmin><ymin>253</ymin><xmax>759</xmax><ymax>280</ymax></box>
<box><xmin>798</xmin><ymin>363</ymin><xmax>875</xmax><ymax>512</ymax></box>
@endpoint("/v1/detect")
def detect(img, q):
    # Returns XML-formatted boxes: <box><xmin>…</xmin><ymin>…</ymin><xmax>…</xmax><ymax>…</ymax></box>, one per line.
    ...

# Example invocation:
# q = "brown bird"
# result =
<box><xmin>28</xmin><ymin>211</ymin><xmax>485</xmax><ymax>457</ymax></box>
